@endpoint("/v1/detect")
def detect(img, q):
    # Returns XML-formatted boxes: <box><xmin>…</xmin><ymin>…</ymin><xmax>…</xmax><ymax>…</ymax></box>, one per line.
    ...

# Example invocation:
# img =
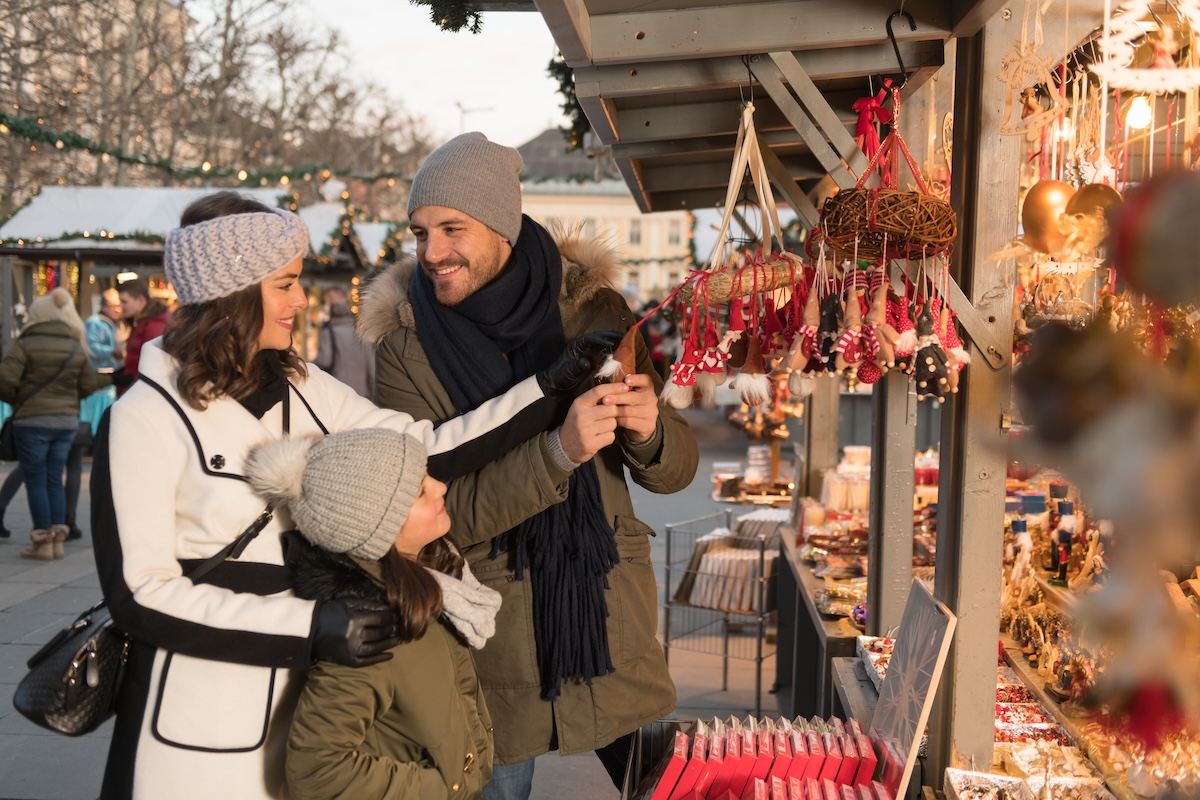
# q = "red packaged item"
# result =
<box><xmin>802</xmin><ymin>732</ymin><xmax>825</xmax><ymax>781</ymax></box>
<box><xmin>856</xmin><ymin>786</ymin><xmax>873</xmax><ymax>800</ymax></box>
<box><xmin>752</xmin><ymin>777</ymin><xmax>770</xmax><ymax>800</ymax></box>
<box><xmin>695</xmin><ymin>731</ymin><xmax>725</xmax><ymax>799</ymax></box>
<box><xmin>846</xmin><ymin>718</ymin><xmax>863</xmax><ymax>738</ymax></box>
<box><xmin>835</xmin><ymin>735</ymin><xmax>859</xmax><ymax>785</ymax></box>
<box><xmin>853</xmin><ymin>736</ymin><xmax>877</xmax><ymax>787</ymax></box>
<box><xmin>788</xmin><ymin>776</ymin><xmax>805</xmax><ymax>800</ymax></box>
<box><xmin>785</xmin><ymin>729</ymin><xmax>809</xmax><ymax>784</ymax></box>
<box><xmin>822</xmin><ymin>778</ymin><xmax>840</xmax><ymax>800</ymax></box>
<box><xmin>647</xmin><ymin>731</ymin><xmax>691</xmax><ymax>800</ymax></box>
<box><xmin>767</xmin><ymin>730</ymin><xmax>793</xmax><ymax>784</ymax></box>
<box><xmin>818</xmin><ymin>734</ymin><xmax>842</xmax><ymax>783</ymax></box>
<box><xmin>828</xmin><ymin>717</ymin><xmax>846</xmax><ymax>738</ymax></box>
<box><xmin>840</xmin><ymin>786</ymin><xmax>858</xmax><ymax>800</ymax></box>
<box><xmin>667</xmin><ymin>728</ymin><xmax>708</xmax><ymax>800</ymax></box>
<box><xmin>871</xmin><ymin>780</ymin><xmax>892</xmax><ymax>800</ymax></box>
<box><xmin>805</xmin><ymin>778</ymin><xmax>822</xmax><ymax>800</ymax></box>
<box><xmin>728</xmin><ymin>727</ymin><xmax>758</xmax><ymax>799</ymax></box>
<box><xmin>712</xmin><ymin>729</ymin><xmax>745</xmax><ymax>800</ymax></box>
<box><xmin>744</xmin><ymin>729</ymin><xmax>774</xmax><ymax>796</ymax></box>
<box><xmin>771</xmin><ymin>775</ymin><xmax>788</xmax><ymax>800</ymax></box>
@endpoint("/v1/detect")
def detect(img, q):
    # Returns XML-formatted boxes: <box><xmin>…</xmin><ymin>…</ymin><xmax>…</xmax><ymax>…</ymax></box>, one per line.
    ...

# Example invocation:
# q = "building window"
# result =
<box><xmin>668</xmin><ymin>219</ymin><xmax>681</xmax><ymax>246</ymax></box>
<box><xmin>668</xmin><ymin>271</ymin><xmax>681</xmax><ymax>285</ymax></box>
<box><xmin>629</xmin><ymin>219</ymin><xmax>642</xmax><ymax>245</ymax></box>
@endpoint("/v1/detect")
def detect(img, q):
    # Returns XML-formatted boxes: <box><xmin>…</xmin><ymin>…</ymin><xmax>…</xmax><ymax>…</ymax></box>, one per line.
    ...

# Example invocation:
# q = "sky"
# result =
<box><xmin>297</xmin><ymin>0</ymin><xmax>569</xmax><ymax>149</ymax></box>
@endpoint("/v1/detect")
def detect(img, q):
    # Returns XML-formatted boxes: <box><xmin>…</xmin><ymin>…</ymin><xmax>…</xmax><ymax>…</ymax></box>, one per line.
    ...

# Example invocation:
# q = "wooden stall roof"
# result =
<box><xmin>502</xmin><ymin>0</ymin><xmax>1006</xmax><ymax>213</ymax></box>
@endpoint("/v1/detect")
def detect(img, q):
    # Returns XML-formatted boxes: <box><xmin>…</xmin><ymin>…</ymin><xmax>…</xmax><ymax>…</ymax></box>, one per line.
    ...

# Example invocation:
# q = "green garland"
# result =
<box><xmin>548</xmin><ymin>54</ymin><xmax>589</xmax><ymax>151</ymax></box>
<box><xmin>0</xmin><ymin>230</ymin><xmax>164</xmax><ymax>246</ymax></box>
<box><xmin>0</xmin><ymin>111</ymin><xmax>413</xmax><ymax>185</ymax></box>
<box><xmin>410</xmin><ymin>0</ymin><xmax>481</xmax><ymax>33</ymax></box>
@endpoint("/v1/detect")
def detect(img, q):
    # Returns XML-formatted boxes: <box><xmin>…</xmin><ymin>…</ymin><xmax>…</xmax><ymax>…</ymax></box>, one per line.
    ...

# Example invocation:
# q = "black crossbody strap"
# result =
<box><xmin>12</xmin><ymin>342</ymin><xmax>79</xmax><ymax>415</ymax></box>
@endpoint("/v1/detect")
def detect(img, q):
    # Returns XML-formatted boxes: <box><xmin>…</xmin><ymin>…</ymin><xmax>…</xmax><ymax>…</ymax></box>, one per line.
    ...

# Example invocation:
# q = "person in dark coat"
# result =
<box><xmin>361</xmin><ymin>132</ymin><xmax>699</xmax><ymax>800</ymax></box>
<box><xmin>0</xmin><ymin>287</ymin><xmax>107</xmax><ymax>558</ymax></box>
<box><xmin>314</xmin><ymin>287</ymin><xmax>375</xmax><ymax>397</ymax></box>
<box><xmin>114</xmin><ymin>278</ymin><xmax>169</xmax><ymax>395</ymax></box>
<box><xmin>246</xmin><ymin>427</ymin><xmax>498</xmax><ymax>800</ymax></box>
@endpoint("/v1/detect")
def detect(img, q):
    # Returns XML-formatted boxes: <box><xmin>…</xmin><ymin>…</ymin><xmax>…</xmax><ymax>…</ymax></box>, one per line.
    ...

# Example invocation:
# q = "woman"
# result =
<box><xmin>246</xmin><ymin>427</ymin><xmax>497</xmax><ymax>799</ymax></box>
<box><xmin>0</xmin><ymin>287</ymin><xmax>106</xmax><ymax>559</ymax></box>
<box><xmin>90</xmin><ymin>190</ymin><xmax>617</xmax><ymax>800</ymax></box>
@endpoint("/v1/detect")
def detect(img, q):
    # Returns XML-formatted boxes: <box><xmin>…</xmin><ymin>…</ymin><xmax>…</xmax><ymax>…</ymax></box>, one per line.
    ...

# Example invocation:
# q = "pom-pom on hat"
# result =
<box><xmin>406</xmin><ymin>132</ymin><xmax>524</xmax><ymax>245</ymax></box>
<box><xmin>163</xmin><ymin>207</ymin><xmax>309</xmax><ymax>305</ymax></box>
<box><xmin>245</xmin><ymin>428</ymin><xmax>427</xmax><ymax>561</ymax></box>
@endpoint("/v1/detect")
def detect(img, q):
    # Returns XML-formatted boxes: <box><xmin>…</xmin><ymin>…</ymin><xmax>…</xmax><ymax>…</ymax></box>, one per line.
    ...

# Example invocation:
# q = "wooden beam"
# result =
<box><xmin>758</xmin><ymin>134</ymin><xmax>821</xmax><ymax>228</ymax></box>
<box><xmin>572</xmin><ymin>41</ymin><xmax>946</xmax><ymax>99</ymax></box>
<box><xmin>950</xmin><ymin>0</ymin><xmax>1006</xmax><ymax>38</ymax></box>
<box><xmin>611</xmin><ymin>128</ymin><xmax>819</xmax><ymax>159</ymax></box>
<box><xmin>532</xmin><ymin>0</ymin><xmax>592</xmax><ymax>66</ymax></box>
<box><xmin>606</xmin><ymin>93</ymin><xmax>861</xmax><ymax>145</ymax></box>
<box><xmin>766</xmin><ymin>53</ymin><xmax>869</xmax><ymax>173</ymax></box>
<box><xmin>756</xmin><ymin>68</ymin><xmax>856</xmax><ymax>187</ymax></box>
<box><xmin>586</xmin><ymin>0</ymin><xmax>951</xmax><ymax>64</ymax></box>
<box><xmin>638</xmin><ymin>157</ymin><xmax>824</xmax><ymax>195</ymax></box>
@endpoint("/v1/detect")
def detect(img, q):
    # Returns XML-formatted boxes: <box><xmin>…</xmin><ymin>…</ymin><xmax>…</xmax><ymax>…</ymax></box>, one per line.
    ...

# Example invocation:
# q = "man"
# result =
<box><xmin>115</xmin><ymin>279</ymin><xmax>169</xmax><ymax>395</ymax></box>
<box><xmin>85</xmin><ymin>288</ymin><xmax>125</xmax><ymax>373</ymax></box>
<box><xmin>314</xmin><ymin>287</ymin><xmax>375</xmax><ymax>397</ymax></box>
<box><xmin>360</xmin><ymin>132</ymin><xmax>699</xmax><ymax>800</ymax></box>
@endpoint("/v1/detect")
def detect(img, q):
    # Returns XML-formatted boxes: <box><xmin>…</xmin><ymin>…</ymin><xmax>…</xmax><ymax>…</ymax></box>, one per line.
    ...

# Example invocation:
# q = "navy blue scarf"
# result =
<box><xmin>411</xmin><ymin>215</ymin><xmax>619</xmax><ymax>700</ymax></box>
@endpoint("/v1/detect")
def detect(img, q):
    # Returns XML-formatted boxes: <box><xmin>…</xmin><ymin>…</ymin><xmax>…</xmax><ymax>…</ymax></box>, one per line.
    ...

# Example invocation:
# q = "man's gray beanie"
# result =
<box><xmin>245</xmin><ymin>428</ymin><xmax>428</xmax><ymax>561</ymax></box>
<box><xmin>407</xmin><ymin>131</ymin><xmax>524</xmax><ymax>244</ymax></box>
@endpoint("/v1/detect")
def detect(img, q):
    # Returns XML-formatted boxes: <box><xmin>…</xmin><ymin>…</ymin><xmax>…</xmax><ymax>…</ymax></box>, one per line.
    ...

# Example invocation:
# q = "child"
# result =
<box><xmin>246</xmin><ymin>427</ymin><xmax>501</xmax><ymax>800</ymax></box>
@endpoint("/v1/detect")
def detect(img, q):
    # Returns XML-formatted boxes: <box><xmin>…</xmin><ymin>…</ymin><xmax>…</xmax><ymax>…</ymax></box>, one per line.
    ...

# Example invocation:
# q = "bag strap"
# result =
<box><xmin>12</xmin><ymin>342</ymin><xmax>79</xmax><ymax>415</ymax></box>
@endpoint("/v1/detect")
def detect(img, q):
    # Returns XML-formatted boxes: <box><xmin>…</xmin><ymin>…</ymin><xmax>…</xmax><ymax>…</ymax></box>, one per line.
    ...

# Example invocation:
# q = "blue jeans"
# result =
<box><xmin>483</xmin><ymin>735</ymin><xmax>633</xmax><ymax>800</ymax></box>
<box><xmin>15</xmin><ymin>426</ymin><xmax>77</xmax><ymax>529</ymax></box>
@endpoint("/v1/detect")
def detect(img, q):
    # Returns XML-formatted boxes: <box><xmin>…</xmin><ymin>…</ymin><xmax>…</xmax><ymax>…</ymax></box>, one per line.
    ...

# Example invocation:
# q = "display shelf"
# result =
<box><xmin>775</xmin><ymin>527</ymin><xmax>861</xmax><ymax>718</ymax></box>
<box><xmin>998</xmin><ymin>633</ymin><xmax>1136</xmax><ymax>800</ymax></box>
<box><xmin>831</xmin><ymin>656</ymin><xmax>878</xmax><ymax>728</ymax></box>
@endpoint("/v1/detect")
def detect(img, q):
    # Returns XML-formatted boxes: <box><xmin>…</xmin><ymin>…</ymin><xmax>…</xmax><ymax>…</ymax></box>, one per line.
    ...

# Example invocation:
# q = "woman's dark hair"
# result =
<box><xmin>162</xmin><ymin>191</ymin><xmax>307</xmax><ymax>409</ymax></box>
<box><xmin>378</xmin><ymin>535</ymin><xmax>463</xmax><ymax>643</ymax></box>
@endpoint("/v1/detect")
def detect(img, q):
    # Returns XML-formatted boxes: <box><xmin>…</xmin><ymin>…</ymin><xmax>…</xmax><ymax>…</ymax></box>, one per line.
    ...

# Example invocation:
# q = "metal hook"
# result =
<box><xmin>739</xmin><ymin>54</ymin><xmax>755</xmax><ymax>107</ymax></box>
<box><xmin>886</xmin><ymin>10</ymin><xmax>917</xmax><ymax>87</ymax></box>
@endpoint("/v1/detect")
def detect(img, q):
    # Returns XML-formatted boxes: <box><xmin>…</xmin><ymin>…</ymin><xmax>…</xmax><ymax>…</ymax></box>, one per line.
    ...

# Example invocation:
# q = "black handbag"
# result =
<box><xmin>0</xmin><ymin>343</ymin><xmax>80</xmax><ymax>462</ymax></box>
<box><xmin>12</xmin><ymin>504</ymin><xmax>276</xmax><ymax>736</ymax></box>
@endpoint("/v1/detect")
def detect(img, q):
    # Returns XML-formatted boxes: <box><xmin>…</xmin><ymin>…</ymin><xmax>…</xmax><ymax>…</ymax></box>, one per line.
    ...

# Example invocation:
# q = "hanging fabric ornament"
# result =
<box><xmin>697</xmin><ymin>324</ymin><xmax>731</xmax><ymax>405</ymax></box>
<box><xmin>891</xmin><ymin>290</ymin><xmax>918</xmax><ymax>363</ymax></box>
<box><xmin>730</xmin><ymin>337</ymin><xmax>772</xmax><ymax>406</ymax></box>
<box><xmin>857</xmin><ymin>360</ymin><xmax>883</xmax><ymax>386</ymax></box>
<box><xmin>661</xmin><ymin>345</ymin><xmax>700</xmax><ymax>409</ymax></box>
<box><xmin>912</xmin><ymin>301</ymin><xmax>950</xmax><ymax>402</ymax></box>
<box><xmin>596</xmin><ymin>326</ymin><xmax>641</xmax><ymax>383</ymax></box>
<box><xmin>787</xmin><ymin>274</ymin><xmax>821</xmax><ymax>371</ymax></box>
<box><xmin>1090</xmin><ymin>0</ymin><xmax>1200</xmax><ymax>93</ymax></box>
<box><xmin>725</xmin><ymin>295</ymin><xmax>750</xmax><ymax>369</ymax></box>
<box><xmin>834</xmin><ymin>277</ymin><xmax>866</xmax><ymax>374</ymax></box>
<box><xmin>866</xmin><ymin>283</ymin><xmax>899</xmax><ymax>368</ymax></box>
<box><xmin>814</xmin><ymin>292</ymin><xmax>844</xmax><ymax>372</ymax></box>
<box><xmin>937</xmin><ymin>299</ymin><xmax>967</xmax><ymax>395</ymax></box>
<box><xmin>759</xmin><ymin>295</ymin><xmax>787</xmax><ymax>358</ymax></box>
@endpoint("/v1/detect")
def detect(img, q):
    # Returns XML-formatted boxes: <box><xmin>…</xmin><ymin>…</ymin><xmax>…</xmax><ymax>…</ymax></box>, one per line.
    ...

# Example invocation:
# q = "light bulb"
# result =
<box><xmin>1127</xmin><ymin>96</ymin><xmax>1152</xmax><ymax>130</ymax></box>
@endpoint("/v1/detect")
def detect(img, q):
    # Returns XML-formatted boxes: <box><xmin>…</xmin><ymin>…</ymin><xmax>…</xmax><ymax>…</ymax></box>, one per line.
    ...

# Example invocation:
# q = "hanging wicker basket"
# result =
<box><xmin>675</xmin><ymin>251</ymin><xmax>805</xmax><ymax>305</ymax></box>
<box><xmin>817</xmin><ymin>187</ymin><xmax>957</xmax><ymax>261</ymax></box>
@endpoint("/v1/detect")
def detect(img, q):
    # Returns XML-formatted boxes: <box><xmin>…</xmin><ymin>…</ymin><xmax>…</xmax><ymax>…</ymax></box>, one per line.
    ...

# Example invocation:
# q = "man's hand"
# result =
<box><xmin>535</xmin><ymin>330</ymin><xmax>623</xmax><ymax>397</ymax></box>
<box><xmin>559</xmin><ymin>382</ymin><xmax>630</xmax><ymax>463</ymax></box>
<box><xmin>605</xmin><ymin>373</ymin><xmax>660</xmax><ymax>444</ymax></box>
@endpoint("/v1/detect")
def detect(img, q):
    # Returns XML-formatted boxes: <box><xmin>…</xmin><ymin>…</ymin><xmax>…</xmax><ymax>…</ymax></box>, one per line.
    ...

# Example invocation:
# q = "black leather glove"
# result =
<box><xmin>110</xmin><ymin>371</ymin><xmax>134</xmax><ymax>388</ymax></box>
<box><xmin>536</xmin><ymin>329</ymin><xmax>624</xmax><ymax>396</ymax></box>
<box><xmin>312</xmin><ymin>599</ymin><xmax>402</xmax><ymax>667</ymax></box>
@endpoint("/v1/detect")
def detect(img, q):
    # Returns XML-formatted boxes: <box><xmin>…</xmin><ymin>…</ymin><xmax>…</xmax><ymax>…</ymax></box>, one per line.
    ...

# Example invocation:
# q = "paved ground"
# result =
<box><xmin>0</xmin><ymin>406</ymin><xmax>780</xmax><ymax>799</ymax></box>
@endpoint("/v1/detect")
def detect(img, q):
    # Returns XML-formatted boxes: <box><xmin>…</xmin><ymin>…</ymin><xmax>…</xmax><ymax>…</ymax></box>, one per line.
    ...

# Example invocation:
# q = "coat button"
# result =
<box><xmin>452</xmin><ymin>783</ymin><xmax>460</xmax><ymax>792</ymax></box>
<box><xmin>209</xmin><ymin>455</ymin><xmax>225</xmax><ymax>470</ymax></box>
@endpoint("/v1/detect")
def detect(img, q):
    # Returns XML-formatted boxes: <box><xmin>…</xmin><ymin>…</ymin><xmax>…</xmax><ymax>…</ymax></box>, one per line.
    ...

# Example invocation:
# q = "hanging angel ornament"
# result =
<box><xmin>1090</xmin><ymin>0</ymin><xmax>1200</xmax><ymax>93</ymax></box>
<box><xmin>996</xmin><ymin>0</ymin><xmax>1068</xmax><ymax>137</ymax></box>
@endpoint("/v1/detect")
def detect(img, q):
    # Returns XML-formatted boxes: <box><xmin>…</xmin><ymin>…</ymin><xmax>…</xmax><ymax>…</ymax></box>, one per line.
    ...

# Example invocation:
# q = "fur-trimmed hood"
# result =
<box><xmin>357</xmin><ymin>228</ymin><xmax>620</xmax><ymax>346</ymax></box>
<box><xmin>284</xmin><ymin>532</ymin><xmax>386</xmax><ymax>605</ymax></box>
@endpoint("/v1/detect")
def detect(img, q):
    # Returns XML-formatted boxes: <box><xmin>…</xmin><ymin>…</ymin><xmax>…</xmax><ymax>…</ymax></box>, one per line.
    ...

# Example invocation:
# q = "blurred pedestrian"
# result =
<box><xmin>114</xmin><ymin>278</ymin><xmax>168</xmax><ymax>395</ymax></box>
<box><xmin>0</xmin><ymin>287</ymin><xmax>107</xmax><ymax>558</ymax></box>
<box><xmin>314</xmin><ymin>287</ymin><xmax>375</xmax><ymax>397</ymax></box>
